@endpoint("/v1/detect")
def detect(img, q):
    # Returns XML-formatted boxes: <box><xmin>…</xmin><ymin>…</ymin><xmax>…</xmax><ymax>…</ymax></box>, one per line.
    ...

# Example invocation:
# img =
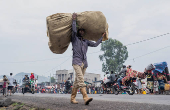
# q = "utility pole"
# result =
<box><xmin>73</xmin><ymin>67</ymin><xmax>75</xmax><ymax>82</ymax></box>
<box><xmin>50</xmin><ymin>73</ymin><xmax>51</xmax><ymax>86</ymax></box>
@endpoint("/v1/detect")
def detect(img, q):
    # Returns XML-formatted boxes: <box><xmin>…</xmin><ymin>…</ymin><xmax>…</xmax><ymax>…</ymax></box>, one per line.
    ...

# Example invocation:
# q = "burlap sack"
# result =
<box><xmin>46</xmin><ymin>11</ymin><xmax>109</xmax><ymax>54</ymax></box>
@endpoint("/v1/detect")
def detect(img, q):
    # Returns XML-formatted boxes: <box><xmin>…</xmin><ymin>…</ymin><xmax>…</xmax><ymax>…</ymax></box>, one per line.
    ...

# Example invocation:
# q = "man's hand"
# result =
<box><xmin>72</xmin><ymin>13</ymin><xmax>77</xmax><ymax>20</ymax></box>
<box><xmin>102</xmin><ymin>32</ymin><xmax>106</xmax><ymax>37</ymax></box>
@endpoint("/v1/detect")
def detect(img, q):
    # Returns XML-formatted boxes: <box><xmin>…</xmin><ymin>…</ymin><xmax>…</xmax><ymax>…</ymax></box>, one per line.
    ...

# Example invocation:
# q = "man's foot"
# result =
<box><xmin>85</xmin><ymin>97</ymin><xmax>93</xmax><ymax>105</ymax></box>
<box><xmin>80</xmin><ymin>87</ymin><xmax>93</xmax><ymax>105</ymax></box>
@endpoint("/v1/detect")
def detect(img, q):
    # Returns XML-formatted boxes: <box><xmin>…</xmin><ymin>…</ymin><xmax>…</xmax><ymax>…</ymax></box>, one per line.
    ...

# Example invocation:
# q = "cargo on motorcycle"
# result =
<box><xmin>114</xmin><ymin>65</ymin><xmax>137</xmax><ymax>95</ymax></box>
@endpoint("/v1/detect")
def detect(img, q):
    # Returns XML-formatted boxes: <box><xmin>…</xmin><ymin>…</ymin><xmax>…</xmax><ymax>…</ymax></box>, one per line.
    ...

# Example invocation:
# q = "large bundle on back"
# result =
<box><xmin>46</xmin><ymin>11</ymin><xmax>109</xmax><ymax>54</ymax></box>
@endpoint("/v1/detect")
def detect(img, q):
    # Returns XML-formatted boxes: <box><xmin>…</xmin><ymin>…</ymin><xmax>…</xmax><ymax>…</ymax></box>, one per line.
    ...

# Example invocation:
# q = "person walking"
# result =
<box><xmin>7</xmin><ymin>73</ymin><xmax>15</xmax><ymax>96</ymax></box>
<box><xmin>14</xmin><ymin>80</ymin><xmax>18</xmax><ymax>93</ymax></box>
<box><xmin>3</xmin><ymin>75</ymin><xmax>9</xmax><ymax>97</ymax></box>
<box><xmin>136</xmin><ymin>76</ymin><xmax>142</xmax><ymax>94</ymax></box>
<box><xmin>70</xmin><ymin>13</ymin><xmax>105</xmax><ymax>105</ymax></box>
<box><xmin>156</xmin><ymin>72</ymin><xmax>168</xmax><ymax>94</ymax></box>
<box><xmin>145</xmin><ymin>70</ymin><xmax>154</xmax><ymax>94</ymax></box>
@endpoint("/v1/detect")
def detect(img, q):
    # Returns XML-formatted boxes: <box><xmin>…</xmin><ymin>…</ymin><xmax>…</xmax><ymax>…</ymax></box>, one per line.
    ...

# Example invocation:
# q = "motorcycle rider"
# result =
<box><xmin>117</xmin><ymin>65</ymin><xmax>127</xmax><ymax>89</ymax></box>
<box><xmin>23</xmin><ymin>75</ymin><xmax>29</xmax><ymax>81</ymax></box>
<box><xmin>30</xmin><ymin>73</ymin><xmax>35</xmax><ymax>80</ymax></box>
<box><xmin>65</xmin><ymin>77</ymin><xmax>72</xmax><ymax>93</ymax></box>
<box><xmin>108</xmin><ymin>71</ymin><xmax>117</xmax><ymax>83</ymax></box>
<box><xmin>30</xmin><ymin>73</ymin><xmax>35</xmax><ymax>86</ymax></box>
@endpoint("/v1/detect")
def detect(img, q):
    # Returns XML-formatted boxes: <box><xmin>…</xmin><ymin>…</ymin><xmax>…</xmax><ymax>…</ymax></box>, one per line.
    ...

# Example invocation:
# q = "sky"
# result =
<box><xmin>0</xmin><ymin>0</ymin><xmax>170</xmax><ymax>79</ymax></box>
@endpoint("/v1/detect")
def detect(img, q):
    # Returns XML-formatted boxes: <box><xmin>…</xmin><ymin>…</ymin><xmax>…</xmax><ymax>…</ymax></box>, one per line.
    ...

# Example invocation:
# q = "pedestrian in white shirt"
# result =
<box><xmin>7</xmin><ymin>73</ymin><xmax>15</xmax><ymax>96</ymax></box>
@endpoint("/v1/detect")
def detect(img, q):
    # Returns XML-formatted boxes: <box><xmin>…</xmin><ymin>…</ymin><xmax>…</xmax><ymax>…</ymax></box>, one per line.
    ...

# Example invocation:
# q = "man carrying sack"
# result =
<box><xmin>71</xmin><ymin>13</ymin><xmax>105</xmax><ymax>105</ymax></box>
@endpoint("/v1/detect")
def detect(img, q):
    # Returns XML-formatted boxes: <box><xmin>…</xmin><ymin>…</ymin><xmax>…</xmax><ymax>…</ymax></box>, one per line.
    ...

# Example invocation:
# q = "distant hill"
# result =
<box><xmin>11</xmin><ymin>72</ymin><xmax>49</xmax><ymax>84</ymax></box>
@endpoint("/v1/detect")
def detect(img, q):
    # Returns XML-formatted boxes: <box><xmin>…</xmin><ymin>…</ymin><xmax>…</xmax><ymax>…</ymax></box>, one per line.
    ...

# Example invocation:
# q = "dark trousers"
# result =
<box><xmin>149</xmin><ymin>89</ymin><xmax>153</xmax><ymax>93</ymax></box>
<box><xmin>3</xmin><ymin>88</ymin><xmax>6</xmax><ymax>95</ymax></box>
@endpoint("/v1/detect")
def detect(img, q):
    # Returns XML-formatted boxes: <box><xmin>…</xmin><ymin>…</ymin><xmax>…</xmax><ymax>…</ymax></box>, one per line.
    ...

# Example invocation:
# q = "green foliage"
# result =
<box><xmin>99</xmin><ymin>38</ymin><xmax>128</xmax><ymax>73</ymax></box>
<box><xmin>12</xmin><ymin>102</ymin><xmax>18</xmax><ymax>106</ymax></box>
<box><xmin>51</xmin><ymin>77</ymin><xmax>55</xmax><ymax>83</ymax></box>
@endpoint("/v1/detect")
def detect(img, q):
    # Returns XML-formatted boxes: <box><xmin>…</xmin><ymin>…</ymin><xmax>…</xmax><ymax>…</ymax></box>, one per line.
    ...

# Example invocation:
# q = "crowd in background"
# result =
<box><xmin>1</xmin><ymin>62</ymin><xmax>170</xmax><ymax>95</ymax></box>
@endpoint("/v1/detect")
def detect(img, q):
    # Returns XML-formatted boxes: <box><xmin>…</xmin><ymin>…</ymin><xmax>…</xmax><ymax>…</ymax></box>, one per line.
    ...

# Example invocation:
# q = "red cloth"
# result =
<box><xmin>30</xmin><ymin>74</ymin><xmax>35</xmax><ymax>79</ymax></box>
<box><xmin>3</xmin><ymin>81</ymin><xmax>6</xmax><ymax>88</ymax></box>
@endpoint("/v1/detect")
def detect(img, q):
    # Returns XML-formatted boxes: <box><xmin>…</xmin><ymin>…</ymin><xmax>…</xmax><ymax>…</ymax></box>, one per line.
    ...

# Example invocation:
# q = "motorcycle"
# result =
<box><xmin>65</xmin><ymin>80</ymin><xmax>72</xmax><ymax>94</ymax></box>
<box><xmin>114</xmin><ymin>77</ymin><xmax>136</xmax><ymax>95</ymax></box>
<box><xmin>101</xmin><ymin>74</ymin><xmax>118</xmax><ymax>94</ymax></box>
<box><xmin>22</xmin><ymin>79</ymin><xmax>35</xmax><ymax>94</ymax></box>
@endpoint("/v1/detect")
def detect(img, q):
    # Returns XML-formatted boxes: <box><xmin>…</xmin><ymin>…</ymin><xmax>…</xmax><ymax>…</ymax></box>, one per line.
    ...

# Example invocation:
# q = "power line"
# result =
<box><xmin>45</xmin><ymin>33</ymin><xmax>169</xmax><ymax>74</ymax></box>
<box><xmin>43</xmin><ymin>56</ymin><xmax>72</xmax><ymax>75</ymax></box>
<box><xmin>126</xmin><ymin>45</ymin><xmax>170</xmax><ymax>62</ymax></box>
<box><xmin>0</xmin><ymin>55</ymin><xmax>71</xmax><ymax>64</ymax></box>
<box><xmin>42</xmin><ymin>51</ymin><xmax>104</xmax><ymax>75</ymax></box>
<box><xmin>0</xmin><ymin>51</ymin><xmax>102</xmax><ymax>64</ymax></box>
<box><xmin>125</xmin><ymin>33</ymin><xmax>169</xmax><ymax>46</ymax></box>
<box><xmin>2</xmin><ymin>33</ymin><xmax>169</xmax><ymax>64</ymax></box>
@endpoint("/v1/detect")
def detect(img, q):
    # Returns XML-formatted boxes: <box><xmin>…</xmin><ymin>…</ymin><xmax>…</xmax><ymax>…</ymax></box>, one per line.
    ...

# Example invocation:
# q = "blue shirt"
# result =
<box><xmin>71</xmin><ymin>20</ymin><xmax>103</xmax><ymax>68</ymax></box>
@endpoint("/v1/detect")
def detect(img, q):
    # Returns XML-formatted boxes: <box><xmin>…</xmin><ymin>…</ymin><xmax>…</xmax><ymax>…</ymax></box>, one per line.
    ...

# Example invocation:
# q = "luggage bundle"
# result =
<box><xmin>46</xmin><ymin>11</ymin><xmax>109</xmax><ymax>54</ymax></box>
<box><xmin>146</xmin><ymin>64</ymin><xmax>155</xmax><ymax>71</ymax></box>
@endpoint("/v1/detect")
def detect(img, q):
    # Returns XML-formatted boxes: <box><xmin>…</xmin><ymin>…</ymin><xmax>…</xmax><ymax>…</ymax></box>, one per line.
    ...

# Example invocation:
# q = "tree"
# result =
<box><xmin>99</xmin><ymin>38</ymin><xmax>128</xmax><ymax>73</ymax></box>
<box><xmin>51</xmin><ymin>77</ymin><xmax>56</xmax><ymax>83</ymax></box>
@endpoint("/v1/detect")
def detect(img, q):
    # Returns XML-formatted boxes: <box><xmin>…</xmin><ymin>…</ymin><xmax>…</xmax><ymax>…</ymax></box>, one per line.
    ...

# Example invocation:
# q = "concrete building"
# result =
<box><xmin>55</xmin><ymin>69</ymin><xmax>101</xmax><ymax>85</ymax></box>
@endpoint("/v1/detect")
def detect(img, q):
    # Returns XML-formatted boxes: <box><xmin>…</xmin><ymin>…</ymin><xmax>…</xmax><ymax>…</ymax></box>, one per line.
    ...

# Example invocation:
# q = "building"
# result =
<box><xmin>55</xmin><ymin>69</ymin><xmax>101</xmax><ymax>85</ymax></box>
<box><xmin>55</xmin><ymin>70</ymin><xmax>72</xmax><ymax>83</ymax></box>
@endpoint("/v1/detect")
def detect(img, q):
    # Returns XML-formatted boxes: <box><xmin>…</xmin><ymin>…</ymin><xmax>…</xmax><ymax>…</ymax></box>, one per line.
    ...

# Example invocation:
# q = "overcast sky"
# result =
<box><xmin>0</xmin><ymin>0</ymin><xmax>170</xmax><ymax>79</ymax></box>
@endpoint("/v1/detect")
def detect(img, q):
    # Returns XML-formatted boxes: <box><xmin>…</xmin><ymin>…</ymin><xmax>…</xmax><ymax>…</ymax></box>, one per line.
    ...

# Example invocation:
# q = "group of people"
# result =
<box><xmin>104</xmin><ymin>65</ymin><xmax>134</xmax><ymax>90</ymax></box>
<box><xmin>103</xmin><ymin>64</ymin><xmax>169</xmax><ymax>94</ymax></box>
<box><xmin>145</xmin><ymin>69</ymin><xmax>169</xmax><ymax>94</ymax></box>
<box><xmin>1</xmin><ymin>72</ymin><xmax>36</xmax><ymax>97</ymax></box>
<box><xmin>2</xmin><ymin>73</ymin><xmax>15</xmax><ymax>97</ymax></box>
<box><xmin>22</xmin><ymin>73</ymin><xmax>35</xmax><ymax>81</ymax></box>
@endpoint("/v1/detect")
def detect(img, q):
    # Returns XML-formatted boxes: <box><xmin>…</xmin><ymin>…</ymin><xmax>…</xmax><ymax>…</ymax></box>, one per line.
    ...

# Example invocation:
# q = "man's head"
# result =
<box><xmin>127</xmin><ymin>65</ymin><xmax>132</xmax><ymax>69</ymax></box>
<box><xmin>111</xmin><ymin>71</ymin><xmax>113</xmax><ymax>74</ymax></box>
<box><xmin>77</xmin><ymin>29</ymin><xmax>85</xmax><ymax>37</ymax></box>
<box><xmin>3</xmin><ymin>76</ymin><xmax>7</xmax><ymax>81</ymax></box>
<box><xmin>123</xmin><ymin>65</ymin><xmax>126</xmax><ymax>68</ymax></box>
<box><xmin>10</xmin><ymin>73</ymin><xmax>13</xmax><ymax>76</ymax></box>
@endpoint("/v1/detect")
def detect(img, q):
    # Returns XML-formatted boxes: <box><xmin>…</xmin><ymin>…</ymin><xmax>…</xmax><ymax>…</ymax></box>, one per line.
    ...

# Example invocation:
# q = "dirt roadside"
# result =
<box><xmin>0</xmin><ymin>102</ymin><xmax>50</xmax><ymax>110</ymax></box>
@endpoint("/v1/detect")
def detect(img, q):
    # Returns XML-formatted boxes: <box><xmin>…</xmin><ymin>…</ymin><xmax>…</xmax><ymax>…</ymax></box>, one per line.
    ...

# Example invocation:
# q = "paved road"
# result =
<box><xmin>7</xmin><ymin>93</ymin><xmax>170</xmax><ymax>110</ymax></box>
